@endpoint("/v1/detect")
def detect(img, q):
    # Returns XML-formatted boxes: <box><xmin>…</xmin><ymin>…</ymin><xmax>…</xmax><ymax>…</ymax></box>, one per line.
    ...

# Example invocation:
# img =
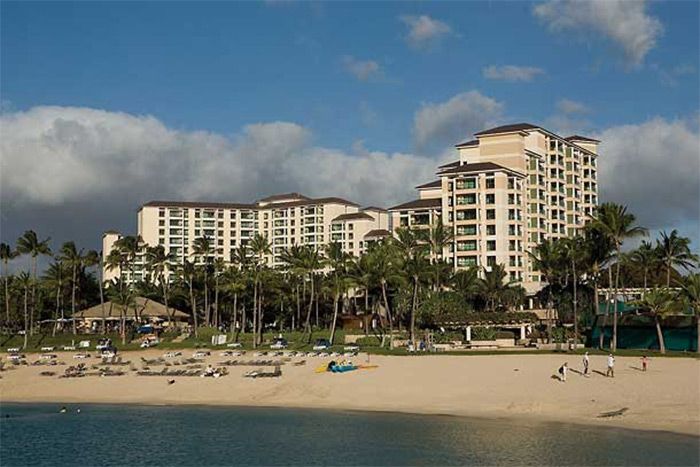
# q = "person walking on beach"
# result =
<box><xmin>606</xmin><ymin>354</ymin><xmax>615</xmax><ymax>378</ymax></box>
<box><xmin>583</xmin><ymin>352</ymin><xmax>590</xmax><ymax>377</ymax></box>
<box><xmin>558</xmin><ymin>362</ymin><xmax>568</xmax><ymax>382</ymax></box>
<box><xmin>641</xmin><ymin>355</ymin><xmax>648</xmax><ymax>372</ymax></box>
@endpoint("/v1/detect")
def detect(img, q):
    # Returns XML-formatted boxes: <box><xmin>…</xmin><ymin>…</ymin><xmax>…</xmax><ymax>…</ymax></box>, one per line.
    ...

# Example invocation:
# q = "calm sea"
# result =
<box><xmin>0</xmin><ymin>403</ymin><xmax>697</xmax><ymax>466</ymax></box>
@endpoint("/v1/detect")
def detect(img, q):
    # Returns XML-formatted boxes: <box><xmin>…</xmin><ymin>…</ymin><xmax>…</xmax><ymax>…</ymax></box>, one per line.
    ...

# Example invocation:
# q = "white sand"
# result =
<box><xmin>1</xmin><ymin>351</ymin><xmax>698</xmax><ymax>435</ymax></box>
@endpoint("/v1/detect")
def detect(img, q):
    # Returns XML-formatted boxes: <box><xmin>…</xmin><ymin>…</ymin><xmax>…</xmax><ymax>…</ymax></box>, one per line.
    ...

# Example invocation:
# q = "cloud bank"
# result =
<box><xmin>534</xmin><ymin>0</ymin><xmax>663</xmax><ymax>65</ymax></box>
<box><xmin>413</xmin><ymin>91</ymin><xmax>503</xmax><ymax>151</ymax></box>
<box><xmin>0</xmin><ymin>106</ymin><xmax>440</xmax><ymax>249</ymax></box>
<box><xmin>596</xmin><ymin>118</ymin><xmax>699</xmax><ymax>240</ymax></box>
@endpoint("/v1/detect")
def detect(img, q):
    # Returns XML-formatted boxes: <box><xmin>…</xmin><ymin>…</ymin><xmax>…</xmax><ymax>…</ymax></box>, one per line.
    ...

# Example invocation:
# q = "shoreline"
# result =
<box><xmin>2</xmin><ymin>351</ymin><xmax>698</xmax><ymax>436</ymax></box>
<box><xmin>3</xmin><ymin>399</ymin><xmax>699</xmax><ymax>440</ymax></box>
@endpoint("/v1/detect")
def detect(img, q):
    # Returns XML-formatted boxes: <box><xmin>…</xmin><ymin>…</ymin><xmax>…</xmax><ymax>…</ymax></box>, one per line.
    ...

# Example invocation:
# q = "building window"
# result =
<box><xmin>486</xmin><ymin>240</ymin><xmax>496</xmax><ymax>251</ymax></box>
<box><xmin>159</xmin><ymin>220</ymin><xmax>165</xmax><ymax>226</ymax></box>
<box><xmin>486</xmin><ymin>209</ymin><xmax>496</xmax><ymax>220</ymax></box>
<box><xmin>485</xmin><ymin>194</ymin><xmax>495</xmax><ymax>204</ymax></box>
<box><xmin>159</xmin><ymin>209</ymin><xmax>165</xmax><ymax>218</ymax></box>
<box><xmin>457</xmin><ymin>256</ymin><xmax>477</xmax><ymax>267</ymax></box>
<box><xmin>457</xmin><ymin>225</ymin><xmax>477</xmax><ymax>236</ymax></box>
<box><xmin>487</xmin><ymin>256</ymin><xmax>497</xmax><ymax>266</ymax></box>
<box><xmin>486</xmin><ymin>178</ymin><xmax>495</xmax><ymax>189</ymax></box>
<box><xmin>457</xmin><ymin>240</ymin><xmax>477</xmax><ymax>251</ymax></box>
<box><xmin>486</xmin><ymin>225</ymin><xmax>496</xmax><ymax>236</ymax></box>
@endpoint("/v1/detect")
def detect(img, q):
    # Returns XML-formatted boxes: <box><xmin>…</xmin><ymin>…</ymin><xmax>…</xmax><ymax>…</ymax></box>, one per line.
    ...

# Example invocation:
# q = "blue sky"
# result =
<box><xmin>3</xmin><ymin>1</ymin><xmax>698</xmax><ymax>152</ymax></box>
<box><xmin>1</xmin><ymin>1</ymin><xmax>699</xmax><ymax>253</ymax></box>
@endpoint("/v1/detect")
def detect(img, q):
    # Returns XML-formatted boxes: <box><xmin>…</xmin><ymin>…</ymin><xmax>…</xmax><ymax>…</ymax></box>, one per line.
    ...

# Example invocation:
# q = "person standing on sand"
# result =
<box><xmin>641</xmin><ymin>355</ymin><xmax>648</xmax><ymax>372</ymax></box>
<box><xmin>558</xmin><ymin>362</ymin><xmax>568</xmax><ymax>382</ymax></box>
<box><xmin>583</xmin><ymin>352</ymin><xmax>590</xmax><ymax>376</ymax></box>
<box><xmin>606</xmin><ymin>354</ymin><xmax>615</xmax><ymax>377</ymax></box>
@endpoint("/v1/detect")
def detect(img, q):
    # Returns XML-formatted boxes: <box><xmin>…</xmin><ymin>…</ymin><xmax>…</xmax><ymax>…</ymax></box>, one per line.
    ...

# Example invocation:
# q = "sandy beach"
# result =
<box><xmin>1</xmin><ymin>351</ymin><xmax>698</xmax><ymax>436</ymax></box>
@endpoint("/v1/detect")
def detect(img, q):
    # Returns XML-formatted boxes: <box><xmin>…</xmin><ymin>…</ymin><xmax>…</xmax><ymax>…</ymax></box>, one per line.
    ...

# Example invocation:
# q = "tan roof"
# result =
<box><xmin>416</xmin><ymin>180</ymin><xmax>441</xmax><ymax>189</ymax></box>
<box><xmin>75</xmin><ymin>297</ymin><xmax>189</xmax><ymax>320</ymax></box>
<box><xmin>388</xmin><ymin>198</ymin><xmax>442</xmax><ymax>211</ymax></box>
<box><xmin>364</xmin><ymin>229</ymin><xmax>391</xmax><ymax>238</ymax></box>
<box><xmin>142</xmin><ymin>200</ymin><xmax>255</xmax><ymax>209</ymax></box>
<box><xmin>437</xmin><ymin>162</ymin><xmax>524</xmax><ymax>177</ymax></box>
<box><xmin>332</xmin><ymin>212</ymin><xmax>374</xmax><ymax>222</ymax></box>
<box><xmin>257</xmin><ymin>192</ymin><xmax>310</xmax><ymax>203</ymax></box>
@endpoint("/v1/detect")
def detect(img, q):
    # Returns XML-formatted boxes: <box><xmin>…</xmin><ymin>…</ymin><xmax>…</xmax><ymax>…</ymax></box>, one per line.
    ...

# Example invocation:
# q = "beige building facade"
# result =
<box><xmin>389</xmin><ymin>123</ymin><xmax>599</xmax><ymax>294</ymax></box>
<box><xmin>103</xmin><ymin>193</ymin><xmax>389</xmax><ymax>282</ymax></box>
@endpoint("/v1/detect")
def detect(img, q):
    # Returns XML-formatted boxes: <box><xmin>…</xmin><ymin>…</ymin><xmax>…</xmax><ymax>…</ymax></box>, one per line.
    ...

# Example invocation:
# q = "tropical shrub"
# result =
<box><xmin>471</xmin><ymin>326</ymin><xmax>496</xmax><ymax>341</ymax></box>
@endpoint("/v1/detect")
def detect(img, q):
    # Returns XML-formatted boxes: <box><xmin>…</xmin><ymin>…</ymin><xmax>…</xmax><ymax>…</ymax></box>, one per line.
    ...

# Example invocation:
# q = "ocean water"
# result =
<box><xmin>0</xmin><ymin>404</ymin><xmax>698</xmax><ymax>466</ymax></box>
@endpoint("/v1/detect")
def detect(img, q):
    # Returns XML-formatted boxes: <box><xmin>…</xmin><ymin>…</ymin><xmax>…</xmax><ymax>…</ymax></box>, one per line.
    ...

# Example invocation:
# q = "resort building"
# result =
<box><xmin>103</xmin><ymin>193</ymin><xmax>389</xmax><ymax>283</ymax></box>
<box><xmin>389</xmin><ymin>123</ymin><xmax>599</xmax><ymax>294</ymax></box>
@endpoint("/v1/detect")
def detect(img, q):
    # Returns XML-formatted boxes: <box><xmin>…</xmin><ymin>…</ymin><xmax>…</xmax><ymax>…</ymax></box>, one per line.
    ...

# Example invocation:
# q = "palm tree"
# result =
<box><xmin>452</xmin><ymin>267</ymin><xmax>480</xmax><ymax>303</ymax></box>
<box><xmin>230</xmin><ymin>244</ymin><xmax>252</xmax><ymax>333</ymax></box>
<box><xmin>42</xmin><ymin>260</ymin><xmax>66</xmax><ymax>336</ymax></box>
<box><xmin>114</xmin><ymin>235</ymin><xmax>142</xmax><ymax>285</ymax></box>
<box><xmin>298</xmin><ymin>246</ymin><xmax>325</xmax><ymax>341</ymax></box>
<box><xmin>656</xmin><ymin>230</ymin><xmax>698</xmax><ymax>287</ymax></box>
<box><xmin>590</xmin><ymin>203</ymin><xmax>647</xmax><ymax>351</ymax></box>
<box><xmin>145</xmin><ymin>245</ymin><xmax>176</xmax><ymax>328</ymax></box>
<box><xmin>324</xmin><ymin>242</ymin><xmax>353</xmax><ymax>345</ymax></box>
<box><xmin>248</xmin><ymin>234</ymin><xmax>271</xmax><ymax>346</ymax></box>
<box><xmin>0</xmin><ymin>242</ymin><xmax>18</xmax><ymax>323</ymax></box>
<box><xmin>478</xmin><ymin>264</ymin><xmax>522</xmax><ymax>312</ymax></box>
<box><xmin>584</xmin><ymin>225</ymin><xmax>615</xmax><ymax>348</ymax></box>
<box><xmin>191</xmin><ymin>236</ymin><xmax>214</xmax><ymax>326</ymax></box>
<box><xmin>83</xmin><ymin>250</ymin><xmax>106</xmax><ymax>332</ymax></box>
<box><xmin>222</xmin><ymin>266</ymin><xmax>246</xmax><ymax>339</ymax></box>
<box><xmin>107</xmin><ymin>279</ymin><xmax>135</xmax><ymax>345</ymax></box>
<box><xmin>59</xmin><ymin>242</ymin><xmax>85</xmax><ymax>334</ymax></box>
<box><xmin>212</xmin><ymin>258</ymin><xmax>227</xmax><ymax>329</ymax></box>
<box><xmin>16</xmin><ymin>230</ymin><xmax>51</xmax><ymax>336</ymax></box>
<box><xmin>351</xmin><ymin>252</ymin><xmax>374</xmax><ymax>315</ymax></box>
<box><xmin>394</xmin><ymin>228</ymin><xmax>429</xmax><ymax>344</ymax></box>
<box><xmin>677</xmin><ymin>273</ymin><xmax>700</xmax><ymax>354</ymax></box>
<box><xmin>560</xmin><ymin>236</ymin><xmax>587</xmax><ymax>346</ymax></box>
<box><xmin>15</xmin><ymin>272</ymin><xmax>32</xmax><ymax>349</ymax></box>
<box><xmin>528</xmin><ymin>239</ymin><xmax>562</xmax><ymax>343</ymax></box>
<box><xmin>368</xmin><ymin>241</ymin><xmax>402</xmax><ymax>347</ymax></box>
<box><xmin>426</xmin><ymin>219</ymin><xmax>453</xmax><ymax>291</ymax></box>
<box><xmin>632</xmin><ymin>288</ymin><xmax>676</xmax><ymax>354</ymax></box>
<box><xmin>177</xmin><ymin>259</ymin><xmax>198</xmax><ymax>337</ymax></box>
<box><xmin>630</xmin><ymin>241</ymin><xmax>657</xmax><ymax>294</ymax></box>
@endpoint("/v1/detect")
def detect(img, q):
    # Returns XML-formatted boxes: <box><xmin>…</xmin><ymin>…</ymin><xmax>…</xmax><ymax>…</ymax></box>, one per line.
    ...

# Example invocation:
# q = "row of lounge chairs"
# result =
<box><xmin>218</xmin><ymin>359</ymin><xmax>285</xmax><ymax>367</ymax></box>
<box><xmin>137</xmin><ymin>367</ymin><xmax>229</xmax><ymax>377</ymax></box>
<box><xmin>244</xmin><ymin>366</ymin><xmax>282</xmax><ymax>378</ymax></box>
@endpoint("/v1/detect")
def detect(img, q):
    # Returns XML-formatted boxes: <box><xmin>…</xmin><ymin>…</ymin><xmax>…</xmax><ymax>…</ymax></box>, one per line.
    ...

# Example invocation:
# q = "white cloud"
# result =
<box><xmin>483</xmin><ymin>65</ymin><xmax>545</xmax><ymax>82</ymax></box>
<box><xmin>413</xmin><ymin>91</ymin><xmax>503</xmax><ymax>151</ymax></box>
<box><xmin>399</xmin><ymin>15</ymin><xmax>453</xmax><ymax>49</ymax></box>
<box><xmin>341</xmin><ymin>55</ymin><xmax>382</xmax><ymax>81</ymax></box>
<box><xmin>596</xmin><ymin>118</ymin><xmax>699</xmax><ymax>240</ymax></box>
<box><xmin>533</xmin><ymin>0</ymin><xmax>663</xmax><ymax>65</ymax></box>
<box><xmin>0</xmin><ymin>106</ymin><xmax>442</xmax><ymax>248</ymax></box>
<box><xmin>556</xmin><ymin>98</ymin><xmax>589</xmax><ymax>115</ymax></box>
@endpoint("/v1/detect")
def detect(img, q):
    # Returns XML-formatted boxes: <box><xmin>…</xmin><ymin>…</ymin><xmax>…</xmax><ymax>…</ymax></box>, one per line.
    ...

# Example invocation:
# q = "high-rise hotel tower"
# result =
<box><xmin>389</xmin><ymin>123</ymin><xmax>599</xmax><ymax>294</ymax></box>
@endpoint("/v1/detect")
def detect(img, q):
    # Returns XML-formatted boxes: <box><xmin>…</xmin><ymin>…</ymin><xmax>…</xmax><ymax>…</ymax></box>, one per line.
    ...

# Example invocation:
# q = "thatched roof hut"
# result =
<box><xmin>74</xmin><ymin>297</ymin><xmax>189</xmax><ymax>321</ymax></box>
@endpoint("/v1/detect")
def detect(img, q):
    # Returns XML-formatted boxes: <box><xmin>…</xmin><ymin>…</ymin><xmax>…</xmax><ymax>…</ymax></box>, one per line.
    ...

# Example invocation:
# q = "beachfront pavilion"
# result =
<box><xmin>435</xmin><ymin>313</ymin><xmax>538</xmax><ymax>346</ymax></box>
<box><xmin>73</xmin><ymin>297</ymin><xmax>189</xmax><ymax>332</ymax></box>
